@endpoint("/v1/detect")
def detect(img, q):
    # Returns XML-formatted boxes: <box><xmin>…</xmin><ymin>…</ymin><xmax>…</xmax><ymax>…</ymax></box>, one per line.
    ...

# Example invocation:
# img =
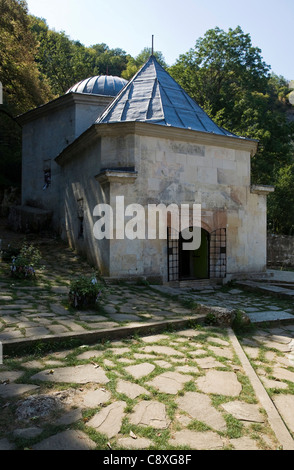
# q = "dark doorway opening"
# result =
<box><xmin>179</xmin><ymin>228</ymin><xmax>209</xmax><ymax>280</ymax></box>
<box><xmin>167</xmin><ymin>227</ymin><xmax>227</xmax><ymax>282</ymax></box>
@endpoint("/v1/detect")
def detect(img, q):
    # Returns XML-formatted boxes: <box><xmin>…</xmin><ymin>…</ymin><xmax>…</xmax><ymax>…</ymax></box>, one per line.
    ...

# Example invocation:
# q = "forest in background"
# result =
<box><xmin>0</xmin><ymin>0</ymin><xmax>294</xmax><ymax>234</ymax></box>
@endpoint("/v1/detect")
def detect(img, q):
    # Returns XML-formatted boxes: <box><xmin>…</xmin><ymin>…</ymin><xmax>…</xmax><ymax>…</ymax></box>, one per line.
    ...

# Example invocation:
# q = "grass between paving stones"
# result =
<box><xmin>0</xmin><ymin>256</ymin><xmax>283</xmax><ymax>451</ymax></box>
<box><xmin>0</xmin><ymin>328</ymin><xmax>277</xmax><ymax>451</ymax></box>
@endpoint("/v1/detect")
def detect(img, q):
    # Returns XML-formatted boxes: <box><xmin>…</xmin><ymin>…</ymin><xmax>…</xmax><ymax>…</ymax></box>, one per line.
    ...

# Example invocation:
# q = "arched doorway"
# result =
<box><xmin>179</xmin><ymin>228</ymin><xmax>210</xmax><ymax>280</ymax></box>
<box><xmin>167</xmin><ymin>226</ymin><xmax>227</xmax><ymax>282</ymax></box>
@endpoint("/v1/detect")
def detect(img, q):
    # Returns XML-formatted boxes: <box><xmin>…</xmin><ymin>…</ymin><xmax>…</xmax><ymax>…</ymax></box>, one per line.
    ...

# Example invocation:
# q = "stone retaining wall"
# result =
<box><xmin>267</xmin><ymin>233</ymin><xmax>294</xmax><ymax>267</ymax></box>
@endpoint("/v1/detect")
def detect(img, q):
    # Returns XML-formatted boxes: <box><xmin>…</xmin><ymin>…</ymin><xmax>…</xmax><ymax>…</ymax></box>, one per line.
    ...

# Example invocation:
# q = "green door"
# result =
<box><xmin>191</xmin><ymin>229</ymin><xmax>209</xmax><ymax>279</ymax></box>
<box><xmin>180</xmin><ymin>228</ymin><xmax>209</xmax><ymax>280</ymax></box>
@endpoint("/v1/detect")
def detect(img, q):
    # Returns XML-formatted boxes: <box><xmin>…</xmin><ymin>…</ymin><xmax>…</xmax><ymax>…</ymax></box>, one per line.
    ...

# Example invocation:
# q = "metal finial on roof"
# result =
<box><xmin>152</xmin><ymin>35</ymin><xmax>154</xmax><ymax>56</ymax></box>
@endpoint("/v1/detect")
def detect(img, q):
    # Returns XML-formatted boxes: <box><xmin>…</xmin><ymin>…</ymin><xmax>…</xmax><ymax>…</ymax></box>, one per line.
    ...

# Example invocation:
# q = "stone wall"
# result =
<box><xmin>267</xmin><ymin>233</ymin><xmax>294</xmax><ymax>267</ymax></box>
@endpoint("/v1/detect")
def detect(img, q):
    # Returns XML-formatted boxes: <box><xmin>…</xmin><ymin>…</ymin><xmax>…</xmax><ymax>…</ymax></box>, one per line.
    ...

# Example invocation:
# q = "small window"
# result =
<box><xmin>43</xmin><ymin>160</ymin><xmax>51</xmax><ymax>190</ymax></box>
<box><xmin>77</xmin><ymin>198</ymin><xmax>84</xmax><ymax>239</ymax></box>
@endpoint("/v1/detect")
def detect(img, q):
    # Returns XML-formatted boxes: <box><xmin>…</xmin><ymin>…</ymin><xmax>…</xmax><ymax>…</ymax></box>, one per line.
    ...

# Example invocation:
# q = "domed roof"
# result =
<box><xmin>66</xmin><ymin>75</ymin><xmax>128</xmax><ymax>97</ymax></box>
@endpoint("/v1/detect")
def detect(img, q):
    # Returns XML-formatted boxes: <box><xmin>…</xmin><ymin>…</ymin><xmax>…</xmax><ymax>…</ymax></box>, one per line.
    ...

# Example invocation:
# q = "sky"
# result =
<box><xmin>26</xmin><ymin>0</ymin><xmax>293</xmax><ymax>80</ymax></box>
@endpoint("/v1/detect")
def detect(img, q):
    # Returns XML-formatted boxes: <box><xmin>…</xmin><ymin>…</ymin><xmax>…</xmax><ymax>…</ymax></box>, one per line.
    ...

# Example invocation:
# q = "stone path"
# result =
<box><xmin>1</xmin><ymin>220</ymin><xmax>294</xmax><ymax>450</ymax></box>
<box><xmin>1</xmin><ymin>324</ymin><xmax>294</xmax><ymax>450</ymax></box>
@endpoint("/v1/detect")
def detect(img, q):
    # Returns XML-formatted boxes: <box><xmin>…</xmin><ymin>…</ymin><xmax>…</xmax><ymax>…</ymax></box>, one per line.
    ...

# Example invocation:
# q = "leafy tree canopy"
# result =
<box><xmin>0</xmin><ymin>0</ymin><xmax>53</xmax><ymax>114</ymax></box>
<box><xmin>169</xmin><ymin>26</ymin><xmax>294</xmax><ymax>198</ymax></box>
<box><xmin>31</xmin><ymin>17</ymin><xmax>129</xmax><ymax>95</ymax></box>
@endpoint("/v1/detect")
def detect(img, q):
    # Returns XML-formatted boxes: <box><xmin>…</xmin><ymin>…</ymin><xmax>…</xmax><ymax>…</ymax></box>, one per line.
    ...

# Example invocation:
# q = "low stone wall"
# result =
<box><xmin>8</xmin><ymin>205</ymin><xmax>53</xmax><ymax>233</ymax></box>
<box><xmin>267</xmin><ymin>233</ymin><xmax>294</xmax><ymax>267</ymax></box>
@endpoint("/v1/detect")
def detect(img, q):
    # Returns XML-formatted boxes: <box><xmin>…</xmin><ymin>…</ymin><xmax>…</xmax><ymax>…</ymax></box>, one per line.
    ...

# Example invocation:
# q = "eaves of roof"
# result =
<box><xmin>55</xmin><ymin>121</ymin><xmax>258</xmax><ymax>166</ymax></box>
<box><xmin>16</xmin><ymin>92</ymin><xmax>112</xmax><ymax>126</ymax></box>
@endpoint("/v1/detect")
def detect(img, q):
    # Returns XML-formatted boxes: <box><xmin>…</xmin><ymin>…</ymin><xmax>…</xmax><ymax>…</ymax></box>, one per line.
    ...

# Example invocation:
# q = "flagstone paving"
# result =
<box><xmin>1</xmin><ymin>223</ymin><xmax>294</xmax><ymax>450</ymax></box>
<box><xmin>0</xmin><ymin>322</ymin><xmax>294</xmax><ymax>450</ymax></box>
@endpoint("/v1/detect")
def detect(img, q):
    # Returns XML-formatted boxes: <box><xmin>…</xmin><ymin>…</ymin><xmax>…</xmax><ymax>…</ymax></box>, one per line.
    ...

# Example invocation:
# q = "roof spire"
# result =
<box><xmin>151</xmin><ymin>35</ymin><xmax>154</xmax><ymax>56</ymax></box>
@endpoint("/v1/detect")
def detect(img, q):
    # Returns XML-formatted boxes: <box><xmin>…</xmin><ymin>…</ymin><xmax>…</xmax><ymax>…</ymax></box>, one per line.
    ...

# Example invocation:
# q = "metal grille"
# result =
<box><xmin>167</xmin><ymin>227</ymin><xmax>179</xmax><ymax>282</ymax></box>
<box><xmin>210</xmin><ymin>228</ymin><xmax>227</xmax><ymax>279</ymax></box>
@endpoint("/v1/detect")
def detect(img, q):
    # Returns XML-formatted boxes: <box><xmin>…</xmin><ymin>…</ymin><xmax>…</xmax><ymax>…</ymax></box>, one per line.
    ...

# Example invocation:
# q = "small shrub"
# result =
<box><xmin>231</xmin><ymin>309</ymin><xmax>253</xmax><ymax>333</ymax></box>
<box><xmin>69</xmin><ymin>274</ymin><xmax>104</xmax><ymax>309</ymax></box>
<box><xmin>0</xmin><ymin>244</ymin><xmax>20</xmax><ymax>262</ymax></box>
<box><xmin>10</xmin><ymin>243</ymin><xmax>42</xmax><ymax>279</ymax></box>
<box><xmin>204</xmin><ymin>312</ymin><xmax>217</xmax><ymax>325</ymax></box>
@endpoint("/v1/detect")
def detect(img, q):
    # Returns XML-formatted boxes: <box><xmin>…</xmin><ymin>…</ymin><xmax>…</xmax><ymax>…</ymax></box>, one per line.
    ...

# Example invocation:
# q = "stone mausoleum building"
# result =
<box><xmin>17</xmin><ymin>56</ymin><xmax>274</xmax><ymax>284</ymax></box>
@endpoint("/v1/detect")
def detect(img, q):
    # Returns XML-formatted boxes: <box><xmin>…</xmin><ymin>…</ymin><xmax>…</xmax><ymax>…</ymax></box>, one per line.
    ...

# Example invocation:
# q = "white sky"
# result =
<box><xmin>26</xmin><ymin>0</ymin><xmax>294</xmax><ymax>80</ymax></box>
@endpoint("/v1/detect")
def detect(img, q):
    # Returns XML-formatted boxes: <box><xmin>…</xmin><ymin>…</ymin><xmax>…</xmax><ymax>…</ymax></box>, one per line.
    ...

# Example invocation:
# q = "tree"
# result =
<box><xmin>0</xmin><ymin>0</ymin><xmax>52</xmax><ymax>114</ymax></box>
<box><xmin>169</xmin><ymin>26</ymin><xmax>270</xmax><ymax>125</ymax></box>
<box><xmin>89</xmin><ymin>43</ymin><xmax>128</xmax><ymax>77</ymax></box>
<box><xmin>31</xmin><ymin>19</ymin><xmax>129</xmax><ymax>96</ymax></box>
<box><xmin>0</xmin><ymin>0</ymin><xmax>53</xmax><ymax>189</ymax></box>
<box><xmin>169</xmin><ymin>26</ymin><xmax>294</xmax><ymax>197</ymax></box>
<box><xmin>31</xmin><ymin>16</ymin><xmax>95</xmax><ymax>95</ymax></box>
<box><xmin>267</xmin><ymin>164</ymin><xmax>294</xmax><ymax>235</ymax></box>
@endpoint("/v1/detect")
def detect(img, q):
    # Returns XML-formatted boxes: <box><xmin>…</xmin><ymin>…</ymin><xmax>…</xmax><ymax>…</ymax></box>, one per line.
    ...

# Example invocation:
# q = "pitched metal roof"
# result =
<box><xmin>96</xmin><ymin>56</ymin><xmax>239</xmax><ymax>138</ymax></box>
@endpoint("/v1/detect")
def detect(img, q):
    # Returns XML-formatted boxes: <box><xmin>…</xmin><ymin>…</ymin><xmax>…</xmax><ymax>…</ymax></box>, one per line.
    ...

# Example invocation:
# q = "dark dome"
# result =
<box><xmin>66</xmin><ymin>75</ymin><xmax>128</xmax><ymax>97</ymax></box>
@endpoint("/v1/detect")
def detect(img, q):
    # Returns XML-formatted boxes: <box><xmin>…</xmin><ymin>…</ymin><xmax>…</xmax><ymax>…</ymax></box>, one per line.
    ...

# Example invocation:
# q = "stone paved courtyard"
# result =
<box><xmin>0</xmin><ymin>219</ymin><xmax>294</xmax><ymax>450</ymax></box>
<box><xmin>1</xmin><ymin>324</ymin><xmax>294</xmax><ymax>450</ymax></box>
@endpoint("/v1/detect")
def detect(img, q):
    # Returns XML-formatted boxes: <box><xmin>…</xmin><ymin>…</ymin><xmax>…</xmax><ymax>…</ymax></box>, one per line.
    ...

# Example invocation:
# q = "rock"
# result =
<box><xmin>169</xmin><ymin>430</ymin><xmax>223</xmax><ymax>450</ymax></box>
<box><xmin>221</xmin><ymin>401</ymin><xmax>264</xmax><ymax>423</ymax></box>
<box><xmin>260</xmin><ymin>377</ymin><xmax>288</xmax><ymax>390</ymax></box>
<box><xmin>176</xmin><ymin>392</ymin><xmax>227</xmax><ymax>432</ymax></box>
<box><xmin>201</xmin><ymin>305</ymin><xmax>250</xmax><ymax>327</ymax></box>
<box><xmin>16</xmin><ymin>394</ymin><xmax>62</xmax><ymax>421</ymax></box>
<box><xmin>195</xmin><ymin>357</ymin><xmax>225</xmax><ymax>369</ymax></box>
<box><xmin>76</xmin><ymin>350</ymin><xmax>104</xmax><ymax>360</ymax></box>
<box><xmin>74</xmin><ymin>388</ymin><xmax>111</xmax><ymax>408</ymax></box>
<box><xmin>206</xmin><ymin>336</ymin><xmax>230</xmax><ymax>346</ymax></box>
<box><xmin>272</xmin><ymin>394</ymin><xmax>294</xmax><ymax>433</ymax></box>
<box><xmin>32</xmin><ymin>430</ymin><xmax>96</xmax><ymax>450</ymax></box>
<box><xmin>0</xmin><ymin>371</ymin><xmax>24</xmax><ymax>382</ymax></box>
<box><xmin>13</xmin><ymin>427</ymin><xmax>43</xmax><ymax>439</ymax></box>
<box><xmin>141</xmin><ymin>334</ymin><xmax>170</xmax><ymax>343</ymax></box>
<box><xmin>196</xmin><ymin>370</ymin><xmax>242</xmax><ymax>396</ymax></box>
<box><xmin>117</xmin><ymin>437</ymin><xmax>152</xmax><ymax>450</ymax></box>
<box><xmin>272</xmin><ymin>367</ymin><xmax>294</xmax><ymax>383</ymax></box>
<box><xmin>55</xmin><ymin>408</ymin><xmax>83</xmax><ymax>425</ymax></box>
<box><xmin>146</xmin><ymin>371</ymin><xmax>193</xmax><ymax>394</ymax></box>
<box><xmin>177</xmin><ymin>329</ymin><xmax>203</xmax><ymax>338</ymax></box>
<box><xmin>0</xmin><ymin>438</ymin><xmax>16</xmax><ymax>450</ymax></box>
<box><xmin>86</xmin><ymin>401</ymin><xmax>126</xmax><ymax>438</ymax></box>
<box><xmin>175</xmin><ymin>365</ymin><xmax>199</xmax><ymax>374</ymax></box>
<box><xmin>116</xmin><ymin>379</ymin><xmax>149</xmax><ymax>399</ymax></box>
<box><xmin>229</xmin><ymin>436</ymin><xmax>260</xmax><ymax>450</ymax></box>
<box><xmin>31</xmin><ymin>364</ymin><xmax>110</xmax><ymax>384</ymax></box>
<box><xmin>125</xmin><ymin>363</ymin><xmax>155</xmax><ymax>379</ymax></box>
<box><xmin>142</xmin><ymin>345</ymin><xmax>184</xmax><ymax>356</ymax></box>
<box><xmin>0</xmin><ymin>383</ymin><xmax>39</xmax><ymax>398</ymax></box>
<box><xmin>208</xmin><ymin>345</ymin><xmax>234</xmax><ymax>359</ymax></box>
<box><xmin>129</xmin><ymin>401</ymin><xmax>170</xmax><ymax>429</ymax></box>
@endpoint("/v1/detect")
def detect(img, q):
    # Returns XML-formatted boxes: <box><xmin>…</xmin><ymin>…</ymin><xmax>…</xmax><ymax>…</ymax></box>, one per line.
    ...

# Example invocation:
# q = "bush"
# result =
<box><xmin>10</xmin><ymin>243</ymin><xmax>42</xmax><ymax>279</ymax></box>
<box><xmin>0</xmin><ymin>244</ymin><xmax>20</xmax><ymax>262</ymax></box>
<box><xmin>69</xmin><ymin>274</ymin><xmax>104</xmax><ymax>309</ymax></box>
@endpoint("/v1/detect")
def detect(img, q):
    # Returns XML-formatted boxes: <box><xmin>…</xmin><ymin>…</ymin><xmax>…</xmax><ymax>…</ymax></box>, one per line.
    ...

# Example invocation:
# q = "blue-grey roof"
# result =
<box><xmin>96</xmin><ymin>56</ymin><xmax>238</xmax><ymax>137</ymax></box>
<box><xmin>66</xmin><ymin>75</ymin><xmax>128</xmax><ymax>97</ymax></box>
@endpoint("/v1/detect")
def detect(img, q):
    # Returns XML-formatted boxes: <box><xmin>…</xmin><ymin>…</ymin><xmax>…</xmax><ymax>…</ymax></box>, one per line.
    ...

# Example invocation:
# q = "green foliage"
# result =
<box><xmin>10</xmin><ymin>243</ymin><xmax>42</xmax><ymax>278</ymax></box>
<box><xmin>1</xmin><ymin>8</ymin><xmax>294</xmax><ymax>235</ymax></box>
<box><xmin>122</xmin><ymin>48</ymin><xmax>167</xmax><ymax>80</ymax></box>
<box><xmin>0</xmin><ymin>113</ymin><xmax>22</xmax><ymax>187</ymax></box>
<box><xmin>0</xmin><ymin>0</ymin><xmax>53</xmax><ymax>189</ymax></box>
<box><xmin>31</xmin><ymin>18</ymin><xmax>128</xmax><ymax>95</ymax></box>
<box><xmin>267</xmin><ymin>163</ymin><xmax>294</xmax><ymax>234</ymax></box>
<box><xmin>169</xmin><ymin>26</ymin><xmax>294</xmax><ymax>233</ymax></box>
<box><xmin>0</xmin><ymin>0</ymin><xmax>53</xmax><ymax>114</ymax></box>
<box><xmin>68</xmin><ymin>274</ymin><xmax>104</xmax><ymax>309</ymax></box>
